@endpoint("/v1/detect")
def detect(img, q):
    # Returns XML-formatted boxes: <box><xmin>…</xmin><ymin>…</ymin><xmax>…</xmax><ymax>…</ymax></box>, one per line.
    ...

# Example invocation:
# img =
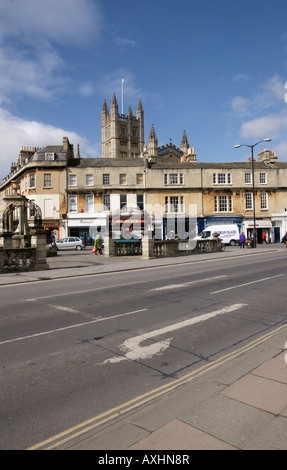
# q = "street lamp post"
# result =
<box><xmin>234</xmin><ymin>138</ymin><xmax>271</xmax><ymax>248</ymax></box>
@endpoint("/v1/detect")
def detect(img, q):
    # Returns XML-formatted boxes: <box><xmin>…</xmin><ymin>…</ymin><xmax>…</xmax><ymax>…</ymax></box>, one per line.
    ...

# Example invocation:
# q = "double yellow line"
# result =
<box><xmin>28</xmin><ymin>323</ymin><xmax>287</xmax><ymax>450</ymax></box>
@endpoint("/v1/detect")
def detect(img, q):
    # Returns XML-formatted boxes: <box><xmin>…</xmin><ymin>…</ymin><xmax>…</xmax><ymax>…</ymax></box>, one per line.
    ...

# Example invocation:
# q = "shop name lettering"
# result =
<box><xmin>98</xmin><ymin>454</ymin><xmax>190</xmax><ymax>466</ymax></box>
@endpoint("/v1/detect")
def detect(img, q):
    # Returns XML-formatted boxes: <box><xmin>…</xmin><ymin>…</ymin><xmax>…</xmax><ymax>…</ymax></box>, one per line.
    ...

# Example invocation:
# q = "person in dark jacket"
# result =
<box><xmin>239</xmin><ymin>232</ymin><xmax>246</xmax><ymax>248</ymax></box>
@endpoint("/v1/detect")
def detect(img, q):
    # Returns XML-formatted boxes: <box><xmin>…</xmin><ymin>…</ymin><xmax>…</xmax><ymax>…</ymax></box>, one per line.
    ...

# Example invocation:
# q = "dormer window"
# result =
<box><xmin>45</xmin><ymin>153</ymin><xmax>55</xmax><ymax>160</ymax></box>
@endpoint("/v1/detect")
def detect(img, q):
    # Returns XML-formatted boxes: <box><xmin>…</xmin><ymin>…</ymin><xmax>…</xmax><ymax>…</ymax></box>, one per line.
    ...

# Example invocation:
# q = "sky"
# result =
<box><xmin>1</xmin><ymin>0</ymin><xmax>287</xmax><ymax>182</ymax></box>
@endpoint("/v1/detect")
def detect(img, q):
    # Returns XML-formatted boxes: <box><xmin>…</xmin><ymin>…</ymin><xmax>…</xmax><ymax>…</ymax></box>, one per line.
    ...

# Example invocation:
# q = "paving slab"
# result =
<box><xmin>66</xmin><ymin>422</ymin><xmax>150</xmax><ymax>450</ymax></box>
<box><xmin>221</xmin><ymin>374</ymin><xmax>287</xmax><ymax>415</ymax></box>
<box><xmin>129</xmin><ymin>379</ymin><xmax>226</xmax><ymax>433</ymax></box>
<box><xmin>127</xmin><ymin>419</ymin><xmax>237</xmax><ymax>450</ymax></box>
<box><xmin>180</xmin><ymin>394</ymin><xmax>275</xmax><ymax>449</ymax></box>
<box><xmin>244</xmin><ymin>416</ymin><xmax>287</xmax><ymax>450</ymax></box>
<box><xmin>251</xmin><ymin>352</ymin><xmax>287</xmax><ymax>384</ymax></box>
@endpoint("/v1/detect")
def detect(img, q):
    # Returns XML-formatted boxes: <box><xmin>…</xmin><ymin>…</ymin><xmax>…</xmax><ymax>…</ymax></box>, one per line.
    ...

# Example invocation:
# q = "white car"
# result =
<box><xmin>52</xmin><ymin>237</ymin><xmax>85</xmax><ymax>251</ymax></box>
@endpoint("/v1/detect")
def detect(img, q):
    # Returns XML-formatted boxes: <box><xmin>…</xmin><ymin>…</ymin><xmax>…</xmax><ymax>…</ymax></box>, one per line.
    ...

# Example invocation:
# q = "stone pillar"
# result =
<box><xmin>31</xmin><ymin>229</ymin><xmax>49</xmax><ymax>270</ymax></box>
<box><xmin>0</xmin><ymin>232</ymin><xmax>13</xmax><ymax>249</ymax></box>
<box><xmin>104</xmin><ymin>235</ymin><xmax>116</xmax><ymax>257</ymax></box>
<box><xmin>141</xmin><ymin>232</ymin><xmax>155</xmax><ymax>259</ymax></box>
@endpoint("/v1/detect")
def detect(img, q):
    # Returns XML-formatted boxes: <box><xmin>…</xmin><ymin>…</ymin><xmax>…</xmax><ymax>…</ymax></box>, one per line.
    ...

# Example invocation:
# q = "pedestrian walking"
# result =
<box><xmin>93</xmin><ymin>234</ymin><xmax>103</xmax><ymax>254</ymax></box>
<box><xmin>239</xmin><ymin>232</ymin><xmax>246</xmax><ymax>248</ymax></box>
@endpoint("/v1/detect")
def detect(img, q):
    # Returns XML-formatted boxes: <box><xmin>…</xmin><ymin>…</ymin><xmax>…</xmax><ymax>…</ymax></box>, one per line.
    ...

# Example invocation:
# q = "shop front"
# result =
<box><xmin>271</xmin><ymin>213</ymin><xmax>287</xmax><ymax>243</ymax></box>
<box><xmin>44</xmin><ymin>225</ymin><xmax>60</xmax><ymax>243</ymax></box>
<box><xmin>244</xmin><ymin>218</ymin><xmax>272</xmax><ymax>244</ymax></box>
<box><xmin>67</xmin><ymin>214</ymin><xmax>108</xmax><ymax>245</ymax></box>
<box><xmin>203</xmin><ymin>216</ymin><xmax>243</xmax><ymax>231</ymax></box>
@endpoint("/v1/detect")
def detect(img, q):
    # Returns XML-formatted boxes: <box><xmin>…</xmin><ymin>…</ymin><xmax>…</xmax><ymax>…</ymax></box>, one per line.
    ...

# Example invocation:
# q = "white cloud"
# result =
<box><xmin>240</xmin><ymin>112</ymin><xmax>287</xmax><ymax>140</ymax></box>
<box><xmin>0</xmin><ymin>42</ymin><xmax>67</xmax><ymax>103</ymax></box>
<box><xmin>115</xmin><ymin>37</ymin><xmax>137</xmax><ymax>48</ymax></box>
<box><xmin>231</xmin><ymin>96</ymin><xmax>250</xmax><ymax>115</ymax></box>
<box><xmin>254</xmin><ymin>75</ymin><xmax>286</xmax><ymax>110</ymax></box>
<box><xmin>0</xmin><ymin>107</ymin><xmax>100</xmax><ymax>182</ymax></box>
<box><xmin>272</xmin><ymin>141</ymin><xmax>287</xmax><ymax>161</ymax></box>
<box><xmin>79</xmin><ymin>82</ymin><xmax>95</xmax><ymax>97</ymax></box>
<box><xmin>234</xmin><ymin>74</ymin><xmax>249</xmax><ymax>82</ymax></box>
<box><xmin>231</xmin><ymin>74</ymin><xmax>286</xmax><ymax>118</ymax></box>
<box><xmin>0</xmin><ymin>0</ymin><xmax>103</xmax><ymax>104</ymax></box>
<box><xmin>0</xmin><ymin>0</ymin><xmax>102</xmax><ymax>46</ymax></box>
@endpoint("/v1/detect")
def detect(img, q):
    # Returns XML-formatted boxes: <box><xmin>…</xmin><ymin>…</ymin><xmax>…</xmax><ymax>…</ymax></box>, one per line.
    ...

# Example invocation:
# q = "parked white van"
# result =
<box><xmin>194</xmin><ymin>224</ymin><xmax>240</xmax><ymax>246</ymax></box>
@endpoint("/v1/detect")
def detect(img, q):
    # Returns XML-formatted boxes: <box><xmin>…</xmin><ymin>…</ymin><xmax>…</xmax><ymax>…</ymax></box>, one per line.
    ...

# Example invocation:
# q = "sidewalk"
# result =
<box><xmin>3</xmin><ymin>244</ymin><xmax>287</xmax><ymax>450</ymax></box>
<box><xmin>65</xmin><ymin>329</ymin><xmax>287</xmax><ymax>450</ymax></box>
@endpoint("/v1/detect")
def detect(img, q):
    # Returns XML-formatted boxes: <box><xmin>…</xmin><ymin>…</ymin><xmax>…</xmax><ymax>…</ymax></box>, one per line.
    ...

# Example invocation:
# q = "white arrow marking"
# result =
<box><xmin>103</xmin><ymin>303</ymin><xmax>247</xmax><ymax>364</ymax></box>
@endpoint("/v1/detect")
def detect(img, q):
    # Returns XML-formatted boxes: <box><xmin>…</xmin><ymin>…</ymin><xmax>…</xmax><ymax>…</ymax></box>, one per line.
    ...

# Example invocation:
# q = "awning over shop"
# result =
<box><xmin>244</xmin><ymin>220</ymin><xmax>272</xmax><ymax>229</ymax></box>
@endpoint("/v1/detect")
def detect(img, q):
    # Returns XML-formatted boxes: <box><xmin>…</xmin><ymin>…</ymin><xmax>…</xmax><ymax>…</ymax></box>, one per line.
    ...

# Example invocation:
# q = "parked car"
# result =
<box><xmin>50</xmin><ymin>237</ymin><xmax>85</xmax><ymax>251</ymax></box>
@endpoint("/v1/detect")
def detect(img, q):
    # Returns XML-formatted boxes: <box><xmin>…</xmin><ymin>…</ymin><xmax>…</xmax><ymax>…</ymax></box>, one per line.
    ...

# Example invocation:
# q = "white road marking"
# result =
<box><xmin>25</xmin><ymin>280</ymin><xmax>149</xmax><ymax>301</ymax></box>
<box><xmin>103</xmin><ymin>303</ymin><xmax>247</xmax><ymax>364</ymax></box>
<box><xmin>149</xmin><ymin>275</ymin><xmax>226</xmax><ymax>291</ymax></box>
<box><xmin>0</xmin><ymin>308</ymin><xmax>147</xmax><ymax>346</ymax></box>
<box><xmin>210</xmin><ymin>274</ymin><xmax>284</xmax><ymax>294</ymax></box>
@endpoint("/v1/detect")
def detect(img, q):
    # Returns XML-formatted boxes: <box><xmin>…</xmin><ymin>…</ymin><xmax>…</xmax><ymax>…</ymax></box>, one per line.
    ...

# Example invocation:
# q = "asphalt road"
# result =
<box><xmin>0</xmin><ymin>248</ymin><xmax>286</xmax><ymax>449</ymax></box>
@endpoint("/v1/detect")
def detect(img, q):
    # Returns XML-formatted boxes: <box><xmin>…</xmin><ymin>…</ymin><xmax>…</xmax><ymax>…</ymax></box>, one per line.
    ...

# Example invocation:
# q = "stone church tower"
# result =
<box><xmin>101</xmin><ymin>93</ymin><xmax>144</xmax><ymax>159</ymax></box>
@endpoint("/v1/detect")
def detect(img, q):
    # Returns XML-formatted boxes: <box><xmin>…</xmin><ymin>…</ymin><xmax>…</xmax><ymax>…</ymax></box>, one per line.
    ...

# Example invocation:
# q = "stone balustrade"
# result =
<box><xmin>104</xmin><ymin>235</ymin><xmax>223</xmax><ymax>259</ymax></box>
<box><xmin>115</xmin><ymin>240</ymin><xmax>142</xmax><ymax>256</ymax></box>
<box><xmin>0</xmin><ymin>247</ymin><xmax>36</xmax><ymax>271</ymax></box>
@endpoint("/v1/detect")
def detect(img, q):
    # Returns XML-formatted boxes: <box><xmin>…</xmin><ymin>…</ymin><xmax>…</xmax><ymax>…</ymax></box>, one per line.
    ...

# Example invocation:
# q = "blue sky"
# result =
<box><xmin>1</xmin><ymin>0</ymin><xmax>287</xmax><ymax>181</ymax></box>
